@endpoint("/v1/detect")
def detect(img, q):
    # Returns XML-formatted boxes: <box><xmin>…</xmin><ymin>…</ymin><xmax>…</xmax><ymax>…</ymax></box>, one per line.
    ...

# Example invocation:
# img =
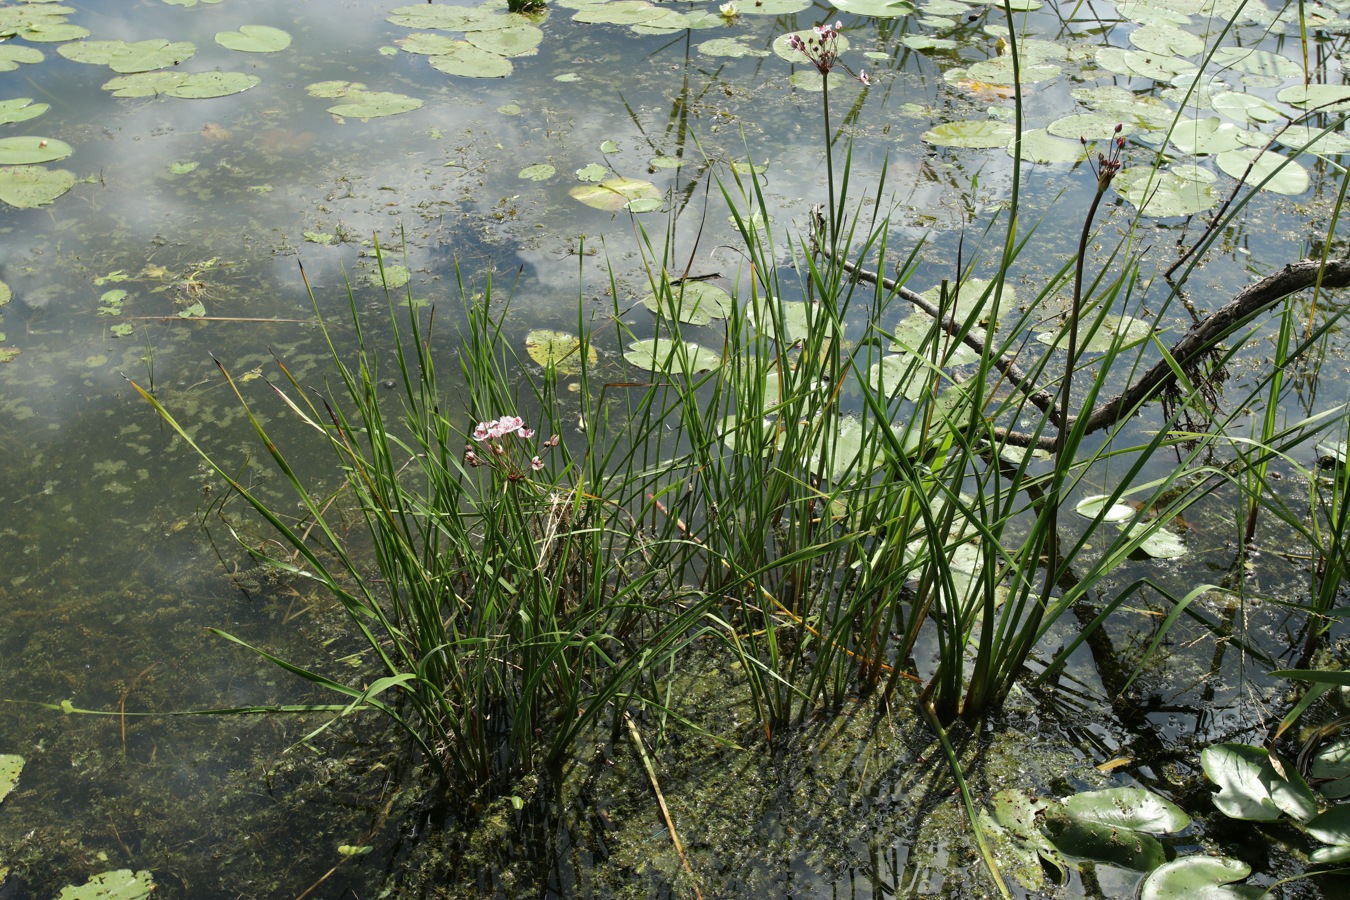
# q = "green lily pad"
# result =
<box><xmin>1167</xmin><ymin>117</ymin><xmax>1252</xmax><ymax>155</ymax></box>
<box><xmin>1307</xmin><ymin>803</ymin><xmax>1350</xmax><ymax>847</ymax></box>
<box><xmin>303</xmin><ymin>231</ymin><xmax>336</xmax><ymax>244</ymax></box>
<box><xmin>54</xmin><ymin>869</ymin><xmax>156</xmax><ymax>900</ymax></box>
<box><xmin>773</xmin><ymin>30</ymin><xmax>851</xmax><ymax>63</ymax></box>
<box><xmin>600</xmin><ymin>140</ymin><xmax>620</xmax><ymax>153</ymax></box>
<box><xmin>0</xmin><ymin>137</ymin><xmax>71</xmax><ymax>165</ymax></box>
<box><xmin>0</xmin><ymin>281</ymin><xmax>10</xmax><ymax>306</ymax></box>
<box><xmin>0</xmin><ymin>165</ymin><xmax>74</xmax><ymax>208</ymax></box>
<box><xmin>966</xmin><ymin>56</ymin><xmax>1061</xmax><ymax>85</ymax></box>
<box><xmin>1200</xmin><ymin>743</ymin><xmax>1318</xmax><ymax>822</ymax></box>
<box><xmin>1036</xmin><ymin>313</ymin><xmax>1152</xmax><ymax>353</ymax></box>
<box><xmin>0</xmin><ymin>98</ymin><xmax>49</xmax><ymax>125</ymax></box>
<box><xmin>388</xmin><ymin>4</ymin><xmax>486</xmax><ymax>30</ymax></box>
<box><xmin>1210</xmin><ymin>91</ymin><xmax>1283</xmax><ymax>125</ymax></box>
<box><xmin>167</xmin><ymin>73</ymin><xmax>261</xmax><ymax>99</ymax></box>
<box><xmin>0</xmin><ymin>754</ymin><xmax>21</xmax><ymax>803</ymax></box>
<box><xmin>1139</xmin><ymin>857</ymin><xmax>1263</xmax><ymax>900</ymax></box>
<box><xmin>1129</xmin><ymin>23</ymin><xmax>1205</xmax><ymax>57</ymax></box>
<box><xmin>1121</xmin><ymin>520</ymin><xmax>1187</xmax><ymax>558</ymax></box>
<box><xmin>0</xmin><ymin>44</ymin><xmax>45</xmax><ymax>71</ymax></box>
<box><xmin>625</xmin><ymin>197</ymin><xmax>662</xmax><ymax>213</ymax></box>
<box><xmin>168</xmin><ymin>161</ymin><xmax>197</xmax><ymax>175</ymax></box>
<box><xmin>1310</xmin><ymin>738</ymin><xmax>1350</xmax><ymax>800</ymax></box>
<box><xmin>1276</xmin><ymin>125</ymin><xmax>1350</xmax><ymax>157</ymax></box>
<box><xmin>98</xmin><ymin>289</ymin><xmax>128</xmax><ymax>315</ymax></box>
<box><xmin>1013</xmin><ymin>129</ymin><xmax>1087</xmax><ymax>164</ymax></box>
<box><xmin>736</xmin><ymin>0</ymin><xmax>811</xmax><ymax>11</ymax></box>
<box><xmin>572</xmin><ymin>2</ymin><xmax>666</xmax><ymax>24</ymax></box>
<box><xmin>870</xmin><ymin>353</ymin><xmax>939</xmax><ymax>401</ymax></box>
<box><xmin>102</xmin><ymin>72</ymin><xmax>189</xmax><ymax>98</ymax></box>
<box><xmin>1210</xmin><ymin>46</ymin><xmax>1302</xmax><ymax>78</ymax></box>
<box><xmin>1095</xmin><ymin>46</ymin><xmax>1197</xmax><ymax>81</ymax></box>
<box><xmin>1119</xmin><ymin>164</ymin><xmax>1218</xmax><ymax>217</ymax></box>
<box><xmin>525</xmin><ymin>329</ymin><xmax>595</xmax><ymax>374</ymax></box>
<box><xmin>398</xmin><ymin>32</ymin><xmax>469</xmax><ymax>56</ymax></box>
<box><xmin>68</xmin><ymin>39</ymin><xmax>198</xmax><ymax>73</ymax></box>
<box><xmin>109</xmin><ymin>323</ymin><xmax>133</xmax><ymax>337</ymax></box>
<box><xmin>427</xmin><ymin>44</ymin><xmax>514</xmax><ymax>78</ymax></box>
<box><xmin>466</xmin><ymin>24</ymin><xmax>543</xmax><ymax>57</ymax></box>
<box><xmin>1041</xmin><ymin>808</ymin><xmax>1167</xmax><ymax>871</ymax></box>
<box><xmin>922</xmin><ymin>120</ymin><xmax>1017</xmax><ymax>149</ymax></box>
<box><xmin>624</xmin><ymin>338</ymin><xmax>721</xmax><ymax>375</ymax></box>
<box><xmin>215</xmin><ymin>25</ymin><xmax>292</xmax><ymax>53</ymax></box>
<box><xmin>1061</xmin><ymin>787</ymin><xmax>1190</xmax><ymax>833</ymax></box>
<box><xmin>18</xmin><ymin>22</ymin><xmax>89</xmax><ymax>43</ymax></box>
<box><xmin>649</xmin><ymin>156</ymin><xmax>683</xmax><ymax>169</ymax></box>
<box><xmin>0</xmin><ymin>347</ymin><xmax>20</xmax><ymax>362</ymax></box>
<box><xmin>306</xmin><ymin>80</ymin><xmax>365</xmax><ymax>98</ymax></box>
<box><xmin>640</xmin><ymin>280</ymin><xmax>732</xmax><ymax>325</ymax></box>
<box><xmin>177</xmin><ymin>302</ymin><xmax>206</xmax><ymax>319</ymax></box>
<box><xmin>1075</xmin><ymin>495</ymin><xmax>1137</xmax><ymax>522</ymax></box>
<box><xmin>517</xmin><ymin>163</ymin><xmax>554</xmax><ymax>181</ymax></box>
<box><xmin>569</xmin><ymin>176</ymin><xmax>660</xmax><ymax>211</ymax></box>
<box><xmin>834</xmin><ymin>0</ymin><xmax>916</xmax><ymax>16</ymax></box>
<box><xmin>1277</xmin><ymin>84</ymin><xmax>1350</xmax><ymax>112</ymax></box>
<box><xmin>1046</xmin><ymin>113</ymin><xmax>1134</xmax><ymax>141</ymax></box>
<box><xmin>575</xmin><ymin>163</ymin><xmax>607</xmax><ymax>182</ymax></box>
<box><xmin>328</xmin><ymin>91</ymin><xmax>424</xmax><ymax>119</ymax></box>
<box><xmin>698</xmin><ymin>37</ymin><xmax>771</xmax><ymax>58</ymax></box>
<box><xmin>1216</xmin><ymin>148</ymin><xmax>1309</xmax><ymax>195</ymax></box>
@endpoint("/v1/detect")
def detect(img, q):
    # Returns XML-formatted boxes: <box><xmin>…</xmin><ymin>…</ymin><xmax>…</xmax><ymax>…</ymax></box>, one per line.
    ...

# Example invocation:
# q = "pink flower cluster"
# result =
<box><xmin>464</xmin><ymin>415</ymin><xmax>559</xmax><ymax>481</ymax></box>
<box><xmin>1082</xmin><ymin>123</ymin><xmax>1127</xmax><ymax>193</ymax></box>
<box><xmin>785</xmin><ymin>21</ymin><xmax>870</xmax><ymax>84</ymax></box>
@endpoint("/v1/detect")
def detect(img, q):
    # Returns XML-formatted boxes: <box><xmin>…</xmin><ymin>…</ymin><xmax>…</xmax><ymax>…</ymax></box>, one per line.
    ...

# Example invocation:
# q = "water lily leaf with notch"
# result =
<box><xmin>398</xmin><ymin>32</ymin><xmax>469</xmax><ymax>55</ymax></box>
<box><xmin>1276</xmin><ymin>125</ymin><xmax>1350</xmax><ymax>157</ymax></box>
<box><xmin>305</xmin><ymin>80</ymin><xmax>365</xmax><ymax>98</ymax></box>
<box><xmin>166</xmin><ymin>72</ymin><xmax>261</xmax><ymax>99</ymax></box>
<box><xmin>388</xmin><ymin>4</ymin><xmax>485</xmax><ymax>30</ymax></box>
<box><xmin>1139</xmin><ymin>856</ymin><xmax>1263</xmax><ymax>900</ymax></box>
<box><xmin>834</xmin><ymin>0</ymin><xmax>916</xmax><ymax>16</ymax></box>
<box><xmin>468</xmin><ymin>25</ymin><xmax>543</xmax><ymax>57</ymax></box>
<box><xmin>1040</xmin><ymin>806</ymin><xmax>1167</xmax><ymax>871</ymax></box>
<box><xmin>1047</xmin><ymin>113</ymin><xmax>1137</xmax><ymax>140</ymax></box>
<box><xmin>575</xmin><ymin>163</ymin><xmax>607</xmax><ymax>182</ymax></box>
<box><xmin>0</xmin><ymin>137</ymin><xmax>71</xmax><ymax>165</ymax></box>
<box><xmin>1310</xmin><ymin>737</ymin><xmax>1350</xmax><ymax>800</ymax></box>
<box><xmin>1129</xmin><ymin>23</ymin><xmax>1204</xmax><ymax>57</ymax></box>
<box><xmin>1201</xmin><ymin>743</ymin><xmax>1318</xmax><ymax>822</ymax></box>
<box><xmin>518</xmin><ymin>163</ymin><xmax>554</xmax><ymax>181</ymax></box>
<box><xmin>215</xmin><ymin>25</ymin><xmax>292</xmax><ymax>53</ymax></box>
<box><xmin>1095</xmin><ymin>47</ymin><xmax>1196</xmax><ymax>81</ymax></box>
<box><xmin>1061</xmin><ymin>787</ymin><xmax>1190</xmax><ymax>834</ymax></box>
<box><xmin>17</xmin><ymin>22</ymin><xmax>90</xmax><ymax>42</ymax></box>
<box><xmin>0</xmin><ymin>165</ymin><xmax>74</xmax><ymax>208</ymax></box>
<box><xmin>870</xmin><ymin>354</ymin><xmax>939</xmax><ymax>401</ymax></box>
<box><xmin>54</xmin><ymin>870</ymin><xmax>155</xmax><ymax>900</ymax></box>
<box><xmin>102</xmin><ymin>72</ymin><xmax>189</xmax><ymax>98</ymax></box>
<box><xmin>572</xmin><ymin>1</ymin><xmax>666</xmax><ymax>25</ymax></box>
<box><xmin>569</xmin><ymin>176</ymin><xmax>659</xmax><ymax>211</ymax></box>
<box><xmin>1209</xmin><ymin>91</ymin><xmax>1282</xmax><ymax>125</ymax></box>
<box><xmin>965</xmin><ymin>56</ymin><xmax>1061</xmax><ymax>85</ymax></box>
<box><xmin>0</xmin><ymin>754</ymin><xmax>21</xmax><ymax>803</ymax></box>
<box><xmin>917</xmin><ymin>278</ymin><xmax>1006</xmax><ymax>328</ymax></box>
<box><xmin>1075</xmin><ymin>495</ymin><xmax>1137</xmax><ymax>522</ymax></box>
<box><xmin>989</xmin><ymin>789</ymin><xmax>1066</xmax><ymax>887</ymax></box>
<box><xmin>1119</xmin><ymin>164</ymin><xmax>1218</xmax><ymax>217</ymax></box>
<box><xmin>789</xmin><ymin>70</ymin><xmax>845</xmax><ymax>92</ymax></box>
<box><xmin>0</xmin><ymin>44</ymin><xmax>44</xmax><ymax>71</ymax></box>
<box><xmin>746</xmin><ymin>298</ymin><xmax>811</xmax><ymax>343</ymax></box>
<box><xmin>641</xmin><ymin>280</ymin><xmax>732</xmax><ymax>325</ymax></box>
<box><xmin>328</xmin><ymin>90</ymin><xmax>424</xmax><ymax>119</ymax></box>
<box><xmin>624</xmin><ymin>338</ymin><xmax>721</xmax><ymax>375</ymax></box>
<box><xmin>525</xmin><ymin>329</ymin><xmax>595</xmax><ymax>375</ymax></box>
<box><xmin>698</xmin><ymin>38</ymin><xmax>770</xmax><ymax>58</ymax></box>
<box><xmin>1036</xmin><ymin>313</ymin><xmax>1151</xmax><ymax>353</ymax></box>
<box><xmin>1216</xmin><ymin>148</ymin><xmax>1308</xmax><ymax>195</ymax></box>
<box><xmin>890</xmin><ymin>311</ymin><xmax>982</xmax><ymax>366</ymax></box>
<box><xmin>0</xmin><ymin>98</ymin><xmax>49</xmax><ymax>124</ymax></box>
<box><xmin>428</xmin><ymin>44</ymin><xmax>513</xmax><ymax>78</ymax></box>
<box><xmin>1210</xmin><ymin>46</ymin><xmax>1302</xmax><ymax>78</ymax></box>
<box><xmin>1120</xmin><ymin>520</ymin><xmax>1186</xmax><ymax>558</ymax></box>
<box><xmin>632</xmin><ymin>9</ymin><xmax>723</xmax><ymax>32</ymax></box>
<box><xmin>110</xmin><ymin>39</ymin><xmax>197</xmax><ymax>73</ymax></box>
<box><xmin>1278</xmin><ymin>84</ymin><xmax>1350</xmax><ymax>112</ymax></box>
<box><xmin>922</xmin><ymin>120</ymin><xmax>1017</xmax><ymax>150</ymax></box>
<box><xmin>1013</xmin><ymin>128</ymin><xmax>1087</xmax><ymax>164</ymax></box>
<box><xmin>1167</xmin><ymin>117</ymin><xmax>1251</xmax><ymax>155</ymax></box>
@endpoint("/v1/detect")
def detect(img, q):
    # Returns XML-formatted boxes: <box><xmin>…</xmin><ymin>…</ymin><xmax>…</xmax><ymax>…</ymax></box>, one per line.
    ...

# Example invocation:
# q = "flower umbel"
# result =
<box><xmin>1082</xmin><ymin>123</ymin><xmax>1127</xmax><ymax>194</ymax></box>
<box><xmin>785</xmin><ymin>21</ymin><xmax>870</xmax><ymax>85</ymax></box>
<box><xmin>465</xmin><ymin>416</ymin><xmax>558</xmax><ymax>482</ymax></box>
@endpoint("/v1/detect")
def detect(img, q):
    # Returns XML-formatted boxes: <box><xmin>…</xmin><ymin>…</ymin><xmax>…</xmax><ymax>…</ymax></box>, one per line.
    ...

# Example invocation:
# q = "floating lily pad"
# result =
<box><xmin>1040</xmin><ymin>808</ymin><xmax>1166</xmax><ymax>871</ymax></box>
<box><xmin>1012</xmin><ymin>129</ymin><xmax>1086</xmax><ymax>164</ymax></box>
<box><xmin>98</xmin><ymin>289</ymin><xmax>128</xmax><ymax>314</ymax></box>
<box><xmin>1209</xmin><ymin>91</ymin><xmax>1282</xmax><ymax>125</ymax></box>
<box><xmin>0</xmin><ymin>98</ymin><xmax>49</xmax><ymax>125</ymax></box>
<box><xmin>0</xmin><ymin>137</ymin><xmax>71</xmax><ymax>165</ymax></box>
<box><xmin>1095</xmin><ymin>46</ymin><xmax>1196</xmax><ymax>81</ymax></box>
<box><xmin>600</xmin><ymin>140</ymin><xmax>620</xmax><ymax>153</ymax></box>
<box><xmin>0</xmin><ymin>45</ymin><xmax>44</xmax><ymax>71</ymax></box>
<box><xmin>467</xmin><ymin>24</ymin><xmax>543</xmax><ymax>57</ymax></box>
<box><xmin>834</xmin><ymin>0</ymin><xmax>916</xmax><ymax>15</ymax></box>
<box><xmin>641</xmin><ymin>280</ymin><xmax>732</xmax><ymax>325</ymax></box>
<box><xmin>1129</xmin><ymin>23</ymin><xmax>1205</xmax><ymax>57</ymax></box>
<box><xmin>306</xmin><ymin>80</ymin><xmax>365</xmax><ymax>98</ymax></box>
<box><xmin>1167</xmin><ymin>117</ymin><xmax>1252</xmax><ymax>155</ymax></box>
<box><xmin>1307</xmin><ymin>803</ymin><xmax>1350</xmax><ymax>851</ymax></box>
<box><xmin>1211</xmin><ymin>46</ymin><xmax>1302</xmax><ymax>78</ymax></box>
<box><xmin>773</xmin><ymin>30</ymin><xmax>851</xmax><ymax>63</ymax></box>
<box><xmin>1139</xmin><ymin>857</ymin><xmax>1262</xmax><ymax>900</ymax></box>
<box><xmin>1075</xmin><ymin>495</ymin><xmax>1136</xmax><ymax>522</ymax></box>
<box><xmin>517</xmin><ymin>163</ymin><xmax>554</xmax><ymax>181</ymax></box>
<box><xmin>524</xmin><ymin>329</ymin><xmax>595</xmax><ymax>374</ymax></box>
<box><xmin>624</xmin><ymin>338</ymin><xmax>721</xmax><ymax>375</ymax></box>
<box><xmin>303</xmin><ymin>231</ymin><xmax>336</xmax><ymax>244</ymax></box>
<box><xmin>215</xmin><ymin>25</ymin><xmax>292</xmax><ymax>53</ymax></box>
<box><xmin>60</xmin><ymin>38</ymin><xmax>197</xmax><ymax>73</ymax></box>
<box><xmin>54</xmin><ymin>869</ymin><xmax>155</xmax><ymax>900</ymax></box>
<box><xmin>1119</xmin><ymin>164</ymin><xmax>1218</xmax><ymax>217</ymax></box>
<box><xmin>698</xmin><ymin>37</ymin><xmax>770</xmax><ymax>58</ymax></box>
<box><xmin>0</xmin><ymin>165</ymin><xmax>74</xmax><ymax>208</ymax></box>
<box><xmin>572</xmin><ymin>1</ymin><xmax>665</xmax><ymax>24</ymax></box>
<box><xmin>1201</xmin><ymin>743</ymin><xmax>1318</xmax><ymax>822</ymax></box>
<box><xmin>1122</xmin><ymin>520</ymin><xmax>1187</xmax><ymax>558</ymax></box>
<box><xmin>102</xmin><ymin>72</ymin><xmax>188</xmax><ymax>98</ymax></box>
<box><xmin>1276</xmin><ymin>124</ymin><xmax>1350</xmax><ymax>156</ymax></box>
<box><xmin>625</xmin><ymin>197</ymin><xmax>662</xmax><ymax>213</ymax></box>
<box><xmin>0</xmin><ymin>754</ymin><xmax>21</xmax><ymax>803</ymax></box>
<box><xmin>1061</xmin><ymin>787</ymin><xmax>1190</xmax><ymax>833</ymax></box>
<box><xmin>18</xmin><ymin>22</ymin><xmax>90</xmax><ymax>43</ymax></box>
<box><xmin>575</xmin><ymin>162</ymin><xmax>607</xmax><ymax>182</ymax></box>
<box><xmin>1216</xmin><ymin>147</ymin><xmax>1309</xmax><ymax>195</ymax></box>
<box><xmin>388</xmin><ymin>4</ymin><xmax>485</xmax><ymax>30</ymax></box>
<box><xmin>1310</xmin><ymin>737</ymin><xmax>1350</xmax><ymax>800</ymax></box>
<box><xmin>0</xmin><ymin>281</ymin><xmax>10</xmax><ymax>306</ymax></box>
<box><xmin>110</xmin><ymin>323</ymin><xmax>133</xmax><ymax>337</ymax></box>
<box><xmin>166</xmin><ymin>72</ymin><xmax>261</xmax><ymax>99</ymax></box>
<box><xmin>177</xmin><ymin>301</ymin><xmax>206</xmax><ymax>319</ymax></box>
<box><xmin>966</xmin><ymin>56</ymin><xmax>1060</xmax><ymax>85</ymax></box>
<box><xmin>0</xmin><ymin>347</ymin><xmax>20</xmax><ymax>362</ymax></box>
<box><xmin>1046</xmin><ymin>113</ymin><xmax>1134</xmax><ymax>141</ymax></box>
<box><xmin>923</xmin><ymin>120</ymin><xmax>1017</xmax><ymax>149</ymax></box>
<box><xmin>328</xmin><ymin>90</ymin><xmax>424</xmax><ymax>119</ymax></box>
<box><xmin>870</xmin><ymin>353</ymin><xmax>939</xmax><ymax>401</ymax></box>
<box><xmin>427</xmin><ymin>44</ymin><xmax>514</xmax><ymax>78</ymax></box>
<box><xmin>569</xmin><ymin>176</ymin><xmax>660</xmax><ymax>211</ymax></box>
<box><xmin>649</xmin><ymin>156</ymin><xmax>683</xmax><ymax>169</ymax></box>
<box><xmin>1278</xmin><ymin>84</ymin><xmax>1350</xmax><ymax>112</ymax></box>
<box><xmin>399</xmin><ymin>32</ymin><xmax>469</xmax><ymax>56</ymax></box>
<box><xmin>1037</xmin><ymin>313</ymin><xmax>1152</xmax><ymax>353</ymax></box>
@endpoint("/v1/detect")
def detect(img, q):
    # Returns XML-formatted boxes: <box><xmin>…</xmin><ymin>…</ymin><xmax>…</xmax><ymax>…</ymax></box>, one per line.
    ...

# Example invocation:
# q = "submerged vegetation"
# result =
<box><xmin>5</xmin><ymin>0</ymin><xmax>1350</xmax><ymax>895</ymax></box>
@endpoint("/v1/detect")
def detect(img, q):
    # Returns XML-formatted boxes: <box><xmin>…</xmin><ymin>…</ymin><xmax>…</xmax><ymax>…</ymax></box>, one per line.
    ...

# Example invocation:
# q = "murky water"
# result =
<box><xmin>2</xmin><ymin>0</ymin><xmax>1349</xmax><ymax>896</ymax></box>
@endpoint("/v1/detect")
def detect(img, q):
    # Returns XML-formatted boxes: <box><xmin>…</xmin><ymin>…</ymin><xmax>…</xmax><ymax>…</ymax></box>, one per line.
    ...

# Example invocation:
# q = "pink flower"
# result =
<box><xmin>472</xmin><ymin>422</ymin><xmax>491</xmax><ymax>441</ymax></box>
<box><xmin>519</xmin><ymin>427</ymin><xmax>536</xmax><ymax>439</ymax></box>
<box><xmin>858</xmin><ymin>69</ymin><xmax>870</xmax><ymax>85</ymax></box>
<box><xmin>530</xmin><ymin>456</ymin><xmax>545</xmax><ymax>471</ymax></box>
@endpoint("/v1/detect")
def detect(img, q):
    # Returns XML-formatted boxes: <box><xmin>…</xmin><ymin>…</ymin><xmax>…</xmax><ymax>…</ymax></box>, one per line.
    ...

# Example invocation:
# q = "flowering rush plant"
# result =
<box><xmin>786</xmin><ymin>21</ymin><xmax>870</xmax><ymax>84</ymax></box>
<box><xmin>464</xmin><ymin>415</ymin><xmax>559</xmax><ymax>482</ymax></box>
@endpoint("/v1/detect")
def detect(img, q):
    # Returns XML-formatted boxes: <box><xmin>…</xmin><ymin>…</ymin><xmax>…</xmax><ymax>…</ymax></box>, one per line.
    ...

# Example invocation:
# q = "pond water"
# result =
<box><xmin>2</xmin><ymin>0</ymin><xmax>1350</xmax><ymax>896</ymax></box>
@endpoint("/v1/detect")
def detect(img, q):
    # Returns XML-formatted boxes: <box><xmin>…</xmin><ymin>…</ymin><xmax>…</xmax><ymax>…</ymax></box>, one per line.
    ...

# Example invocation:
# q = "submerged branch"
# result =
<box><xmin>835</xmin><ymin>251</ymin><xmax>1350</xmax><ymax>448</ymax></box>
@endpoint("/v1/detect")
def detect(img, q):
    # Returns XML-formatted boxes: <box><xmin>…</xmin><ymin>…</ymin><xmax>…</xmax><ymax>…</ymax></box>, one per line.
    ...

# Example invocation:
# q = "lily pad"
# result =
<box><xmin>1277</xmin><ymin>84</ymin><xmax>1350</xmax><ymax>112</ymax></box>
<box><xmin>102</xmin><ymin>72</ymin><xmax>190</xmax><ymax>98</ymax></box>
<box><xmin>466</xmin><ymin>25</ymin><xmax>543</xmax><ymax>57</ymax></box>
<box><xmin>1310</xmin><ymin>737</ymin><xmax>1350</xmax><ymax>800</ymax></box>
<box><xmin>1216</xmin><ymin>148</ymin><xmax>1309</xmax><ymax>195</ymax></box>
<box><xmin>624</xmin><ymin>338</ymin><xmax>721</xmax><ymax>375</ymax></box>
<box><xmin>922</xmin><ymin>120</ymin><xmax>1017</xmax><ymax>149</ymax></box>
<box><xmin>1167</xmin><ymin>117</ymin><xmax>1251</xmax><ymax>155</ymax></box>
<box><xmin>640</xmin><ymin>280</ymin><xmax>732</xmax><ymax>325</ymax></box>
<box><xmin>1139</xmin><ymin>857</ymin><xmax>1263</xmax><ymax>900</ymax></box>
<box><xmin>698</xmin><ymin>37</ymin><xmax>770</xmax><ymax>58</ymax></box>
<box><xmin>61</xmin><ymin>38</ymin><xmax>198</xmax><ymax>73</ymax></box>
<box><xmin>1210</xmin><ymin>46</ymin><xmax>1302</xmax><ymax>78</ymax></box>
<box><xmin>306</xmin><ymin>80</ymin><xmax>365</xmax><ymax>98</ymax></box>
<box><xmin>525</xmin><ymin>329</ymin><xmax>595</xmax><ymax>375</ymax></box>
<box><xmin>1075</xmin><ymin>495</ymin><xmax>1137</xmax><ymax>522</ymax></box>
<box><xmin>834</xmin><ymin>0</ymin><xmax>916</xmax><ymax>16</ymax></box>
<box><xmin>1121</xmin><ymin>520</ymin><xmax>1187</xmax><ymax>559</ymax></box>
<box><xmin>1307</xmin><ymin>803</ymin><xmax>1350</xmax><ymax>848</ymax></box>
<box><xmin>427</xmin><ymin>44</ymin><xmax>514</xmax><ymax>78</ymax></box>
<box><xmin>0</xmin><ymin>137</ymin><xmax>71</xmax><ymax>165</ymax></box>
<box><xmin>569</xmin><ymin>176</ymin><xmax>660</xmax><ymax>211</ymax></box>
<box><xmin>572</xmin><ymin>1</ymin><xmax>666</xmax><ymax>24</ymax></box>
<box><xmin>0</xmin><ymin>281</ymin><xmax>10</xmax><ymax>306</ymax></box>
<box><xmin>215</xmin><ymin>25</ymin><xmax>292</xmax><ymax>53</ymax></box>
<box><xmin>1012</xmin><ymin>129</ymin><xmax>1087</xmax><ymax>164</ymax></box>
<box><xmin>166</xmin><ymin>72</ymin><xmax>261</xmax><ymax>99</ymax></box>
<box><xmin>54</xmin><ymin>870</ymin><xmax>156</xmax><ymax>900</ymax></box>
<box><xmin>1210</xmin><ymin>91</ymin><xmax>1283</xmax><ymax>125</ymax></box>
<box><xmin>517</xmin><ymin>163</ymin><xmax>554</xmax><ymax>181</ymax></box>
<box><xmin>328</xmin><ymin>91</ymin><xmax>424</xmax><ymax>119</ymax></box>
<box><xmin>1040</xmin><ymin>808</ymin><xmax>1166</xmax><ymax>871</ymax></box>
<box><xmin>0</xmin><ymin>165</ymin><xmax>74</xmax><ymax>208</ymax></box>
<box><xmin>1061</xmin><ymin>787</ymin><xmax>1190</xmax><ymax>833</ymax></box>
<box><xmin>1119</xmin><ymin>164</ymin><xmax>1218</xmax><ymax>217</ymax></box>
<box><xmin>1201</xmin><ymin>743</ymin><xmax>1318</xmax><ymax>822</ymax></box>
<box><xmin>0</xmin><ymin>754</ymin><xmax>21</xmax><ymax>803</ymax></box>
<box><xmin>388</xmin><ymin>4</ymin><xmax>486</xmax><ymax>30</ymax></box>
<box><xmin>0</xmin><ymin>98</ymin><xmax>49</xmax><ymax>125</ymax></box>
<box><xmin>575</xmin><ymin>163</ymin><xmax>607</xmax><ymax>182</ymax></box>
<box><xmin>0</xmin><ymin>44</ymin><xmax>44</xmax><ymax>71</ymax></box>
<box><xmin>1276</xmin><ymin>125</ymin><xmax>1350</xmax><ymax>157</ymax></box>
<box><xmin>1036</xmin><ymin>313</ymin><xmax>1152</xmax><ymax>353</ymax></box>
<box><xmin>773</xmin><ymin>30</ymin><xmax>851</xmax><ymax>63</ymax></box>
<box><xmin>1095</xmin><ymin>46</ymin><xmax>1197</xmax><ymax>81</ymax></box>
<box><xmin>870</xmin><ymin>353</ymin><xmax>939</xmax><ymax>401</ymax></box>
